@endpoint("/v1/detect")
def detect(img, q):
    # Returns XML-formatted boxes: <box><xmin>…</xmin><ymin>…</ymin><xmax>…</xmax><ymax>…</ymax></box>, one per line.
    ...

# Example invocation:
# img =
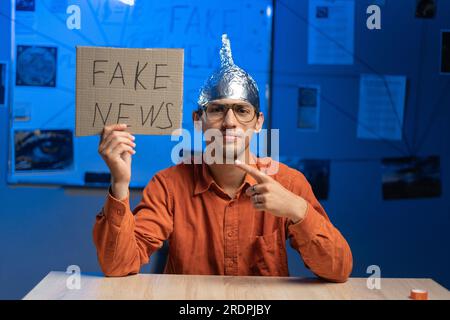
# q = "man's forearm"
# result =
<box><xmin>288</xmin><ymin>206</ymin><xmax>353</xmax><ymax>282</ymax></box>
<box><xmin>111</xmin><ymin>181</ymin><xmax>129</xmax><ymax>201</ymax></box>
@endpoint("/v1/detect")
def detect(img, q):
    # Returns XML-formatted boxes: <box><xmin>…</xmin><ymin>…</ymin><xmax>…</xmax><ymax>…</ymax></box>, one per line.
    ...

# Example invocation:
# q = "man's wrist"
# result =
<box><xmin>288</xmin><ymin>197</ymin><xmax>307</xmax><ymax>224</ymax></box>
<box><xmin>111</xmin><ymin>182</ymin><xmax>129</xmax><ymax>201</ymax></box>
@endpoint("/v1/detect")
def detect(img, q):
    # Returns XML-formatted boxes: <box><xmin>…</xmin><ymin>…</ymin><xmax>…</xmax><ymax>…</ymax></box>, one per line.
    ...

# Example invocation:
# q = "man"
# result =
<box><xmin>93</xmin><ymin>35</ymin><xmax>352</xmax><ymax>282</ymax></box>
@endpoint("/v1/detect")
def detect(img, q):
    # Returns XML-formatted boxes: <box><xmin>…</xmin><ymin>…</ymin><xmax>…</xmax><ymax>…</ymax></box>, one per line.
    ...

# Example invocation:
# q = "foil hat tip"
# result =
<box><xmin>220</xmin><ymin>34</ymin><xmax>234</xmax><ymax>67</ymax></box>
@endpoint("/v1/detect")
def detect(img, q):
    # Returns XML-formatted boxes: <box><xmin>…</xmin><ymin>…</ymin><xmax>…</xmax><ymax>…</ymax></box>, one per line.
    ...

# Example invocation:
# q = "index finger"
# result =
<box><xmin>234</xmin><ymin>159</ymin><xmax>271</xmax><ymax>183</ymax></box>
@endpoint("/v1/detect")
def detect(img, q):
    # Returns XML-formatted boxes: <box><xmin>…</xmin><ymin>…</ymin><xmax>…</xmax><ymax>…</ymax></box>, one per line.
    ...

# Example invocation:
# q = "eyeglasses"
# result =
<box><xmin>200</xmin><ymin>103</ymin><xmax>257</xmax><ymax>123</ymax></box>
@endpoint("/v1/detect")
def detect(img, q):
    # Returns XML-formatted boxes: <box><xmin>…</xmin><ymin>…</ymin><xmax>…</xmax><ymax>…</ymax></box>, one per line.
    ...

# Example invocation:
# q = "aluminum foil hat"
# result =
<box><xmin>197</xmin><ymin>34</ymin><xmax>260</xmax><ymax>112</ymax></box>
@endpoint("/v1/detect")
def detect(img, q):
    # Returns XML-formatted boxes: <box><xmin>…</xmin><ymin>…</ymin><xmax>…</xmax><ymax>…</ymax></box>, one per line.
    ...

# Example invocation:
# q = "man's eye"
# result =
<box><xmin>208</xmin><ymin>105</ymin><xmax>224</xmax><ymax>113</ymax></box>
<box><xmin>236</xmin><ymin>106</ymin><xmax>251</xmax><ymax>114</ymax></box>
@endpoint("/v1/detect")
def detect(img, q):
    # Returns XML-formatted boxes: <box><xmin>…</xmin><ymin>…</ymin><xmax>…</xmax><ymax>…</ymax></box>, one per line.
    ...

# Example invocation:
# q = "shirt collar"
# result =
<box><xmin>193</xmin><ymin>157</ymin><xmax>262</xmax><ymax>196</ymax></box>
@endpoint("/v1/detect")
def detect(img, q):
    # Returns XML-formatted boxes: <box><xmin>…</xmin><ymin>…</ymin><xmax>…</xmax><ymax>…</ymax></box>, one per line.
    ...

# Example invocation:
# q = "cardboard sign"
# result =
<box><xmin>75</xmin><ymin>46</ymin><xmax>184</xmax><ymax>136</ymax></box>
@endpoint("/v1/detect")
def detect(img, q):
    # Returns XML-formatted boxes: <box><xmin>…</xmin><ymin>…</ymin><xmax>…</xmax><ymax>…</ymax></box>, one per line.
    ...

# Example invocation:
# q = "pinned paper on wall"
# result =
<box><xmin>357</xmin><ymin>74</ymin><xmax>407</xmax><ymax>141</ymax></box>
<box><xmin>15</xmin><ymin>0</ymin><xmax>36</xmax><ymax>35</ymax></box>
<box><xmin>75</xmin><ymin>46</ymin><xmax>184</xmax><ymax>136</ymax></box>
<box><xmin>297</xmin><ymin>85</ymin><xmax>320</xmax><ymax>131</ymax></box>
<box><xmin>307</xmin><ymin>0</ymin><xmax>355</xmax><ymax>65</ymax></box>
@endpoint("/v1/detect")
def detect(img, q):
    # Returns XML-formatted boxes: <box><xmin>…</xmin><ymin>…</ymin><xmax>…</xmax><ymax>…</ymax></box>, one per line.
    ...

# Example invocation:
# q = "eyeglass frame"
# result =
<box><xmin>196</xmin><ymin>102</ymin><xmax>260</xmax><ymax>124</ymax></box>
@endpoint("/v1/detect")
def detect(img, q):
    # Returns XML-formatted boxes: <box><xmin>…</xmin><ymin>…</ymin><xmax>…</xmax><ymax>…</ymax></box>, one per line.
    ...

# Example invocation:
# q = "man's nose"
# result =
<box><xmin>222</xmin><ymin>108</ymin><xmax>238</xmax><ymax>127</ymax></box>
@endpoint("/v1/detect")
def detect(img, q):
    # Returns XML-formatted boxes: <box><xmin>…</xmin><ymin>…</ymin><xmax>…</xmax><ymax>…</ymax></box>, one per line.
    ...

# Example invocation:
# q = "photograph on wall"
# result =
<box><xmin>298</xmin><ymin>159</ymin><xmax>330</xmax><ymax>200</ymax></box>
<box><xmin>297</xmin><ymin>86</ymin><xmax>320</xmax><ymax>131</ymax></box>
<box><xmin>415</xmin><ymin>0</ymin><xmax>436</xmax><ymax>19</ymax></box>
<box><xmin>14</xmin><ymin>129</ymin><xmax>73</xmax><ymax>171</ymax></box>
<box><xmin>0</xmin><ymin>62</ymin><xmax>7</xmax><ymax>107</ymax></box>
<box><xmin>16</xmin><ymin>0</ymin><xmax>35</xmax><ymax>12</ymax></box>
<box><xmin>381</xmin><ymin>156</ymin><xmax>441</xmax><ymax>200</ymax></box>
<box><xmin>281</xmin><ymin>157</ymin><xmax>330</xmax><ymax>200</ymax></box>
<box><xmin>441</xmin><ymin>30</ymin><xmax>450</xmax><ymax>74</ymax></box>
<box><xmin>16</xmin><ymin>45</ymin><xmax>57</xmax><ymax>87</ymax></box>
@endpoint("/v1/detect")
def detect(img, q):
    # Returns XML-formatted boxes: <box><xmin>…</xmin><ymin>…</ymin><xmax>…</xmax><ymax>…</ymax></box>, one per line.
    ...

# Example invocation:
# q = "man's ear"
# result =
<box><xmin>255</xmin><ymin>112</ymin><xmax>264</xmax><ymax>133</ymax></box>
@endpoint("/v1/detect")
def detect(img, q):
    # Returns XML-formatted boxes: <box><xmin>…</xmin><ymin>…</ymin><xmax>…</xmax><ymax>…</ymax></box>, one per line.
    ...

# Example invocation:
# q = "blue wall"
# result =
<box><xmin>274</xmin><ymin>0</ymin><xmax>450</xmax><ymax>289</ymax></box>
<box><xmin>1</xmin><ymin>0</ymin><xmax>449</xmax><ymax>299</ymax></box>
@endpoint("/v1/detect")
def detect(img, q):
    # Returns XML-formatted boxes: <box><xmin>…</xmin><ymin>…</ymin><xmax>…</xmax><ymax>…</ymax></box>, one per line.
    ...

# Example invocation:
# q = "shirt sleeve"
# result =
<box><xmin>285</xmin><ymin>169</ymin><xmax>353</xmax><ymax>282</ymax></box>
<box><xmin>93</xmin><ymin>173</ymin><xmax>174</xmax><ymax>277</ymax></box>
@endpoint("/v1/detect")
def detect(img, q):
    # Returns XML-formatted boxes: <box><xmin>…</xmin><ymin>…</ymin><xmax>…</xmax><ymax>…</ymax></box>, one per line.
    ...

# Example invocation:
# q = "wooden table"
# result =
<box><xmin>23</xmin><ymin>271</ymin><xmax>450</xmax><ymax>300</ymax></box>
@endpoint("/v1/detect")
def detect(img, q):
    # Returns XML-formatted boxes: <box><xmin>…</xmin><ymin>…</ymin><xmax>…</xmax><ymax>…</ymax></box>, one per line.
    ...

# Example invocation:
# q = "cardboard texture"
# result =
<box><xmin>75</xmin><ymin>46</ymin><xmax>184</xmax><ymax>136</ymax></box>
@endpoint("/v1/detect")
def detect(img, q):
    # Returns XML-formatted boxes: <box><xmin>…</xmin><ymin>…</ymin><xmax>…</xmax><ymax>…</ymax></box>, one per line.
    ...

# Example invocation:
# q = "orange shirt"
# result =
<box><xmin>93</xmin><ymin>158</ymin><xmax>353</xmax><ymax>282</ymax></box>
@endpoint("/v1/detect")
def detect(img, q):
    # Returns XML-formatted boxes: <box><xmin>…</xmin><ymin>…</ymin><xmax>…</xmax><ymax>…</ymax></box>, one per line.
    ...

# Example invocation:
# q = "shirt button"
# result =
<box><xmin>228</xmin><ymin>231</ymin><xmax>233</xmax><ymax>237</ymax></box>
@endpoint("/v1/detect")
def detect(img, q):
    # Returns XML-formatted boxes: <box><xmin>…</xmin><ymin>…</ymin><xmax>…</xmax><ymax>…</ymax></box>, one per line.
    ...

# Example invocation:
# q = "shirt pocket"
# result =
<box><xmin>247</xmin><ymin>229</ymin><xmax>289</xmax><ymax>276</ymax></box>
